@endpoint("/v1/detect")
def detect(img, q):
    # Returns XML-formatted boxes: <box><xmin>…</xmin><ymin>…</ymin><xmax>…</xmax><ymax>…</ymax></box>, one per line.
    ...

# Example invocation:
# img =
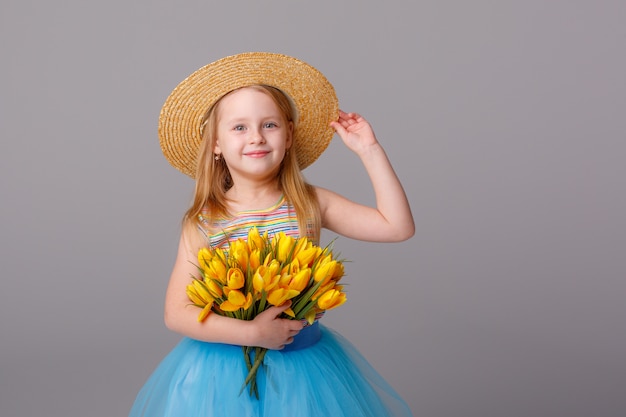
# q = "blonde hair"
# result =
<box><xmin>183</xmin><ymin>85</ymin><xmax>321</xmax><ymax>241</ymax></box>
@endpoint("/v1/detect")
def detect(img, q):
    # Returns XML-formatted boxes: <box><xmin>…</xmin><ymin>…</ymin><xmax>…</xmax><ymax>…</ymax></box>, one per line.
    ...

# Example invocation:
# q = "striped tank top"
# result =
<box><xmin>198</xmin><ymin>195</ymin><xmax>315</xmax><ymax>249</ymax></box>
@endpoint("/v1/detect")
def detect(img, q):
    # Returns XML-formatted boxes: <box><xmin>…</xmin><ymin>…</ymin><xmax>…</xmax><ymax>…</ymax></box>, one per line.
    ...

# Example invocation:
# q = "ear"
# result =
<box><xmin>213</xmin><ymin>139</ymin><xmax>221</xmax><ymax>155</ymax></box>
<box><xmin>285</xmin><ymin>121</ymin><xmax>294</xmax><ymax>149</ymax></box>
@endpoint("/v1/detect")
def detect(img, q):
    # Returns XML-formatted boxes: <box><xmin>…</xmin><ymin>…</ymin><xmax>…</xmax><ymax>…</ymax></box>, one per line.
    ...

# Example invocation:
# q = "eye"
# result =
<box><xmin>263</xmin><ymin>122</ymin><xmax>278</xmax><ymax>129</ymax></box>
<box><xmin>233</xmin><ymin>125</ymin><xmax>246</xmax><ymax>131</ymax></box>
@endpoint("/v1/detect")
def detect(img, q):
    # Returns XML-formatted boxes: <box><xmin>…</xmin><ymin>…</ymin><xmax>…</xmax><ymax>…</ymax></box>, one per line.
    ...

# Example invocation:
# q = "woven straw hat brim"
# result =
<box><xmin>158</xmin><ymin>52</ymin><xmax>339</xmax><ymax>178</ymax></box>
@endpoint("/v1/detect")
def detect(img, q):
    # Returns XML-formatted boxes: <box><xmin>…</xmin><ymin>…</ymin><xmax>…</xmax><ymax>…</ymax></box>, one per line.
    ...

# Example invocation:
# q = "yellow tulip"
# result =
<box><xmin>295</xmin><ymin>246</ymin><xmax>320</xmax><ymax>267</ymax></box>
<box><xmin>220</xmin><ymin>290</ymin><xmax>252</xmax><ymax>311</ymax></box>
<box><xmin>197</xmin><ymin>247</ymin><xmax>213</xmax><ymax>268</ymax></box>
<box><xmin>220</xmin><ymin>301</ymin><xmax>239</xmax><ymax>312</ymax></box>
<box><xmin>332</xmin><ymin>261</ymin><xmax>345</xmax><ymax>280</ymax></box>
<box><xmin>290</xmin><ymin>236</ymin><xmax>309</xmax><ymax>259</ymax></box>
<box><xmin>252</xmin><ymin>264</ymin><xmax>281</xmax><ymax>294</ymax></box>
<box><xmin>186</xmin><ymin>284</ymin><xmax>206</xmax><ymax>306</ymax></box>
<box><xmin>252</xmin><ymin>266</ymin><xmax>266</xmax><ymax>293</ymax></box>
<box><xmin>316</xmin><ymin>288</ymin><xmax>346</xmax><ymax>310</ymax></box>
<box><xmin>267</xmin><ymin>287</ymin><xmax>300</xmax><ymax>306</ymax></box>
<box><xmin>206</xmin><ymin>256</ymin><xmax>227</xmax><ymax>284</ymax></box>
<box><xmin>267</xmin><ymin>259</ymin><xmax>281</xmax><ymax>276</ymax></box>
<box><xmin>230</xmin><ymin>239</ymin><xmax>249</xmax><ymax>271</ymax></box>
<box><xmin>304</xmin><ymin>309</ymin><xmax>317</xmax><ymax>325</ymax></box>
<box><xmin>211</xmin><ymin>247</ymin><xmax>227</xmax><ymax>268</ymax></box>
<box><xmin>245</xmin><ymin>292</ymin><xmax>255</xmax><ymax>309</ymax></box>
<box><xmin>226</xmin><ymin>268</ymin><xmax>245</xmax><ymax>290</ymax></box>
<box><xmin>312</xmin><ymin>281</ymin><xmax>336</xmax><ymax>301</ymax></box>
<box><xmin>278</xmin><ymin>271</ymin><xmax>292</xmax><ymax>287</ymax></box>
<box><xmin>247</xmin><ymin>227</ymin><xmax>265</xmax><ymax>251</ymax></box>
<box><xmin>192</xmin><ymin>279</ymin><xmax>214</xmax><ymax>305</ymax></box>
<box><xmin>288</xmin><ymin>260</ymin><xmax>300</xmax><ymax>274</ymax></box>
<box><xmin>249</xmin><ymin>249</ymin><xmax>261</xmax><ymax>271</ymax></box>
<box><xmin>313</xmin><ymin>259</ymin><xmax>337</xmax><ymax>286</ymax></box>
<box><xmin>207</xmin><ymin>279</ymin><xmax>223</xmax><ymax>298</ymax></box>
<box><xmin>197</xmin><ymin>303</ymin><xmax>213</xmax><ymax>322</ymax></box>
<box><xmin>290</xmin><ymin>269</ymin><xmax>311</xmax><ymax>292</ymax></box>
<box><xmin>275</xmin><ymin>232</ymin><xmax>296</xmax><ymax>262</ymax></box>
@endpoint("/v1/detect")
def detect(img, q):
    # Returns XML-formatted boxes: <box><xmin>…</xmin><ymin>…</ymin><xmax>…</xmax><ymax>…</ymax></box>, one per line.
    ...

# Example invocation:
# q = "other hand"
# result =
<box><xmin>330</xmin><ymin>110</ymin><xmax>379</xmax><ymax>155</ymax></box>
<box><xmin>251</xmin><ymin>302</ymin><xmax>304</xmax><ymax>350</ymax></box>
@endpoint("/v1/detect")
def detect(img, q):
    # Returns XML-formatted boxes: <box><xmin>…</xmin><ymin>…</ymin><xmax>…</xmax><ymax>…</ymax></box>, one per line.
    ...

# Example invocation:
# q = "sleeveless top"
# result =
<box><xmin>197</xmin><ymin>195</ymin><xmax>315</xmax><ymax>249</ymax></box>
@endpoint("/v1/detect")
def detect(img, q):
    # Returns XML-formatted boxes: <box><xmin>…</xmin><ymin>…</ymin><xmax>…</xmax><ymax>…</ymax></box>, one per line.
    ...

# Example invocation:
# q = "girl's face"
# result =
<box><xmin>214</xmin><ymin>87</ymin><xmax>293</xmax><ymax>183</ymax></box>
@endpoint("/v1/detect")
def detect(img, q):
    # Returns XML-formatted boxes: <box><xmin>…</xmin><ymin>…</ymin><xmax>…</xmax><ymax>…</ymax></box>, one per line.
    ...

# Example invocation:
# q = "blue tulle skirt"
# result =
<box><xmin>129</xmin><ymin>323</ymin><xmax>413</xmax><ymax>416</ymax></box>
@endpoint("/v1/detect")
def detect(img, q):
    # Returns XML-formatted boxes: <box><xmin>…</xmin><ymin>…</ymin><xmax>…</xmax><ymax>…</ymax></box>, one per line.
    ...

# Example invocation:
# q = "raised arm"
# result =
<box><xmin>318</xmin><ymin>110</ymin><xmax>415</xmax><ymax>242</ymax></box>
<box><xmin>163</xmin><ymin>230</ymin><xmax>303</xmax><ymax>349</ymax></box>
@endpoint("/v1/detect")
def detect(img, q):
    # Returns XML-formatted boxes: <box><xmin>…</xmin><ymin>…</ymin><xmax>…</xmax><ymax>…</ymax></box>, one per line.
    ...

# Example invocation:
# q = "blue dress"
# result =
<box><xmin>129</xmin><ymin>199</ymin><xmax>413</xmax><ymax>416</ymax></box>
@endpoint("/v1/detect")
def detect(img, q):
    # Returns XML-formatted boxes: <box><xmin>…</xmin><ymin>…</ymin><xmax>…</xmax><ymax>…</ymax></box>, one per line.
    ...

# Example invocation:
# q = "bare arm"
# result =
<box><xmin>318</xmin><ymin>111</ymin><xmax>415</xmax><ymax>242</ymax></box>
<box><xmin>163</xmin><ymin>231</ymin><xmax>303</xmax><ymax>349</ymax></box>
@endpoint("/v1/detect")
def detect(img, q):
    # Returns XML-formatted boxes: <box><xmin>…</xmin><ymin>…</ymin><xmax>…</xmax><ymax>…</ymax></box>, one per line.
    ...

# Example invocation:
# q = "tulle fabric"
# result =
<box><xmin>129</xmin><ymin>324</ymin><xmax>413</xmax><ymax>416</ymax></box>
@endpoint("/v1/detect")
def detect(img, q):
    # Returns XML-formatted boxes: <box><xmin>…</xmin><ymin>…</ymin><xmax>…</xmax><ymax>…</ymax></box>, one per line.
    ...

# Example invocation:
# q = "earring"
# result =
<box><xmin>214</xmin><ymin>154</ymin><xmax>221</xmax><ymax>161</ymax></box>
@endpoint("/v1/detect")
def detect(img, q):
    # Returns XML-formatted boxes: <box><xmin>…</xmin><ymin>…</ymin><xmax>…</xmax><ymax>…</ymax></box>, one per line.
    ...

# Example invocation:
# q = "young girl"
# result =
<box><xmin>130</xmin><ymin>52</ymin><xmax>415</xmax><ymax>416</ymax></box>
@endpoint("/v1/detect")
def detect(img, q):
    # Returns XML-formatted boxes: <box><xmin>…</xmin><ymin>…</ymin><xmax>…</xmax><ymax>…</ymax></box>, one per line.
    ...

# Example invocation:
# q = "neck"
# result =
<box><xmin>225</xmin><ymin>179</ymin><xmax>282</xmax><ymax>211</ymax></box>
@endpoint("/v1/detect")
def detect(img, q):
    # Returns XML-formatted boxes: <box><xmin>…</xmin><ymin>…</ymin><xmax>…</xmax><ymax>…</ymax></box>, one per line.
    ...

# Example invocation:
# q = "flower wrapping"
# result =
<box><xmin>186</xmin><ymin>227</ymin><xmax>347</xmax><ymax>398</ymax></box>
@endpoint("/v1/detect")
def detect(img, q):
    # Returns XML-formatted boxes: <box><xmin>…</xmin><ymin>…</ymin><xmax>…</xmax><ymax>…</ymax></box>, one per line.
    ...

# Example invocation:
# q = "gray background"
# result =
<box><xmin>1</xmin><ymin>1</ymin><xmax>625</xmax><ymax>416</ymax></box>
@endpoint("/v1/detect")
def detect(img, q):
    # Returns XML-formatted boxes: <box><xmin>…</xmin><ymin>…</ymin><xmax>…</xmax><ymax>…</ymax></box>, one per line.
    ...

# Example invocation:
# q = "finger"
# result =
<box><xmin>260</xmin><ymin>302</ymin><xmax>291</xmax><ymax>319</ymax></box>
<box><xmin>288</xmin><ymin>321</ymin><xmax>304</xmax><ymax>332</ymax></box>
<box><xmin>338</xmin><ymin>110</ymin><xmax>360</xmax><ymax>121</ymax></box>
<box><xmin>339</xmin><ymin>110</ymin><xmax>360</xmax><ymax>120</ymax></box>
<box><xmin>330</xmin><ymin>120</ymin><xmax>348</xmax><ymax>138</ymax></box>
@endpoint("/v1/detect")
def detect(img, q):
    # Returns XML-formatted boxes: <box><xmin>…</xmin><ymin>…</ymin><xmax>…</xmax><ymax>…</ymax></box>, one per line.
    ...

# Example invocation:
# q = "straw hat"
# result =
<box><xmin>158</xmin><ymin>52</ymin><xmax>339</xmax><ymax>178</ymax></box>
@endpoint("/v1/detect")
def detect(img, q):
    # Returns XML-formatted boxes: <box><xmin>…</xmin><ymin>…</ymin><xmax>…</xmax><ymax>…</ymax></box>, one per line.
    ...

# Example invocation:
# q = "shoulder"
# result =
<box><xmin>180</xmin><ymin>221</ymin><xmax>209</xmax><ymax>256</ymax></box>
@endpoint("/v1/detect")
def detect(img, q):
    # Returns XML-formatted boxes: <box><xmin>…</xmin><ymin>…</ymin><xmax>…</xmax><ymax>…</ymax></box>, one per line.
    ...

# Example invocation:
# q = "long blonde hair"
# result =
<box><xmin>183</xmin><ymin>85</ymin><xmax>321</xmax><ymax>240</ymax></box>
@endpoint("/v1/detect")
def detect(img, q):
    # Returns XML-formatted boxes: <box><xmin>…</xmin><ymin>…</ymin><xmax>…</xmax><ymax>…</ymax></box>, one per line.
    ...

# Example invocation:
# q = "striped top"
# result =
<box><xmin>198</xmin><ymin>195</ymin><xmax>315</xmax><ymax>249</ymax></box>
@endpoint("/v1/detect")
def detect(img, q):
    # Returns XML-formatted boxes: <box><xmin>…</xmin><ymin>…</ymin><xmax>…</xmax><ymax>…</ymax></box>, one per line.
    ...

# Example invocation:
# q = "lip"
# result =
<box><xmin>244</xmin><ymin>150</ymin><xmax>270</xmax><ymax>158</ymax></box>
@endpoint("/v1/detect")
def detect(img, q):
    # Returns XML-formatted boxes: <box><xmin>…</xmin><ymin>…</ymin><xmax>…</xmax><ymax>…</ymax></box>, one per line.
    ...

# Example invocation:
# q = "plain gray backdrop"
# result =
<box><xmin>1</xmin><ymin>1</ymin><xmax>625</xmax><ymax>416</ymax></box>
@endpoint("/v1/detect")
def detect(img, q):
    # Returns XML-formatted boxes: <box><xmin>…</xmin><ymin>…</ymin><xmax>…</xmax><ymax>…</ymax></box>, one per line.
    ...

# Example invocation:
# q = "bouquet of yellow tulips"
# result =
<box><xmin>186</xmin><ymin>227</ymin><xmax>347</xmax><ymax>398</ymax></box>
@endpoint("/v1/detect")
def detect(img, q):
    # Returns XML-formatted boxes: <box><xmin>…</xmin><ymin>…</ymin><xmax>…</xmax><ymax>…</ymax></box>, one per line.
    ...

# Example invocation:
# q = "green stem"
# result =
<box><xmin>240</xmin><ymin>347</ymin><xmax>267</xmax><ymax>399</ymax></box>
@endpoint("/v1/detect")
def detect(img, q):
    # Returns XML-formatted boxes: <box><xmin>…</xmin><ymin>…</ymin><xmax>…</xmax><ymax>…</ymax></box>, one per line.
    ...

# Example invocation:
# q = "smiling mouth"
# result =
<box><xmin>245</xmin><ymin>151</ymin><xmax>270</xmax><ymax>158</ymax></box>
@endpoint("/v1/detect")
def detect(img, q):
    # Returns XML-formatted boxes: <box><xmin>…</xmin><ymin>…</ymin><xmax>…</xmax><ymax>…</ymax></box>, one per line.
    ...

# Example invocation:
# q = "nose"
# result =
<box><xmin>248</xmin><ymin>127</ymin><xmax>266</xmax><ymax>144</ymax></box>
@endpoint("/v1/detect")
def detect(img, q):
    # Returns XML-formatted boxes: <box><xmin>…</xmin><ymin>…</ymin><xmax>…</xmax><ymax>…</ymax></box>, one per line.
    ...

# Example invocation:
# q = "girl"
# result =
<box><xmin>130</xmin><ymin>52</ymin><xmax>415</xmax><ymax>416</ymax></box>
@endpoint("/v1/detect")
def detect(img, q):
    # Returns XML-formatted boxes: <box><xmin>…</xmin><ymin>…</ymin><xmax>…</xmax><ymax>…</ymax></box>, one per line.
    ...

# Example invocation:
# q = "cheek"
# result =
<box><xmin>213</xmin><ymin>130</ymin><xmax>229</xmax><ymax>152</ymax></box>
